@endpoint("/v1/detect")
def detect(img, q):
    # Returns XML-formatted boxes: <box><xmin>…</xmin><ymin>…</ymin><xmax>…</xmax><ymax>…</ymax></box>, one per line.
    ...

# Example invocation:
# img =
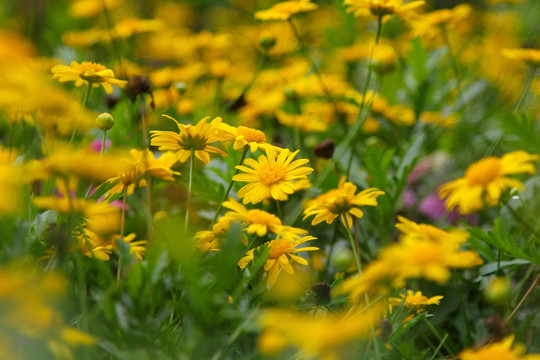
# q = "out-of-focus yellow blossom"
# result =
<box><xmin>255</xmin><ymin>0</ymin><xmax>318</xmax><ymax>21</ymax></box>
<box><xmin>62</xmin><ymin>27</ymin><xmax>106</xmax><ymax>47</ymax></box>
<box><xmin>276</xmin><ymin>109</ymin><xmax>329</xmax><ymax>132</ymax></box>
<box><xmin>109</xmin><ymin>18</ymin><xmax>165</xmax><ymax>40</ymax></box>
<box><xmin>33</xmin><ymin>196</ymin><xmax>121</xmax><ymax>236</ymax></box>
<box><xmin>31</xmin><ymin>147</ymin><xmax>133</xmax><ymax>183</ymax></box>
<box><xmin>258</xmin><ymin>304</ymin><xmax>384</xmax><ymax>359</ymax></box>
<box><xmin>195</xmin><ymin>218</ymin><xmax>247</xmax><ymax>251</ymax></box>
<box><xmin>238</xmin><ymin>235</ymin><xmax>318</xmax><ymax>286</ymax></box>
<box><xmin>0</xmin><ymin>163</ymin><xmax>24</xmax><ymax>216</ymax></box>
<box><xmin>74</xmin><ymin>226</ymin><xmax>147</xmax><ymax>260</ymax></box>
<box><xmin>382</xmin><ymin>104</ymin><xmax>416</xmax><ymax>126</ymax></box>
<box><xmin>460</xmin><ymin>335</ymin><xmax>540</xmax><ymax>360</ymax></box>
<box><xmin>51</xmin><ymin>61</ymin><xmax>127</xmax><ymax>94</ymax></box>
<box><xmin>100</xmin><ymin>149</ymin><xmax>179</xmax><ymax>199</ymax></box>
<box><xmin>344</xmin><ymin>0</ymin><xmax>425</xmax><ymax>20</ymax></box>
<box><xmin>0</xmin><ymin>30</ymin><xmax>36</xmax><ymax>62</ymax></box>
<box><xmin>502</xmin><ymin>48</ymin><xmax>540</xmax><ymax>67</ymax></box>
<box><xmin>409</xmin><ymin>4</ymin><xmax>473</xmax><ymax>48</ymax></box>
<box><xmin>304</xmin><ymin>177</ymin><xmax>384</xmax><ymax>229</ymax></box>
<box><xmin>371</xmin><ymin>44</ymin><xmax>398</xmax><ymax>74</ymax></box>
<box><xmin>337</xmin><ymin>216</ymin><xmax>482</xmax><ymax>303</ymax></box>
<box><xmin>439</xmin><ymin>151</ymin><xmax>539</xmax><ymax>214</ymax></box>
<box><xmin>421</xmin><ymin>111</ymin><xmax>457</xmax><ymax>127</ymax></box>
<box><xmin>151</xmin><ymin>115</ymin><xmax>231</xmax><ymax>164</ymax></box>
<box><xmin>233</xmin><ymin>147</ymin><xmax>313</xmax><ymax>204</ymax></box>
<box><xmin>68</xmin><ymin>0</ymin><xmax>123</xmax><ymax>18</ymax></box>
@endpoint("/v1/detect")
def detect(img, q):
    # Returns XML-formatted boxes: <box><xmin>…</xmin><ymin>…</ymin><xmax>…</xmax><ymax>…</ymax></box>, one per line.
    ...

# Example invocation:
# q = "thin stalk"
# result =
<box><xmin>442</xmin><ymin>25</ymin><xmax>466</xmax><ymax>110</ymax></box>
<box><xmin>505</xmin><ymin>202</ymin><xmax>540</xmax><ymax>240</ymax></box>
<box><xmin>185</xmin><ymin>149</ymin><xmax>195</xmax><ymax>230</ymax></box>
<box><xmin>507</xmin><ymin>272</ymin><xmax>540</xmax><ymax>321</ymax></box>
<box><xmin>346</xmin><ymin>15</ymin><xmax>383</xmax><ymax>177</ymax></box>
<box><xmin>288</xmin><ymin>19</ymin><xmax>336</xmax><ymax>111</ymax></box>
<box><xmin>32</xmin><ymin>115</ymin><xmax>51</xmax><ymax>156</ymax></box>
<box><xmin>117</xmin><ymin>186</ymin><xmax>128</xmax><ymax>281</ymax></box>
<box><xmin>84</xmin><ymin>130</ymin><xmax>108</xmax><ymax>199</ymax></box>
<box><xmin>512</xmin><ymin>65</ymin><xmax>535</xmax><ymax>114</ymax></box>
<box><xmin>218</xmin><ymin>53</ymin><xmax>267</xmax><ymax>115</ymax></box>
<box><xmin>275</xmin><ymin>200</ymin><xmax>284</xmax><ymax>222</ymax></box>
<box><xmin>210</xmin><ymin>147</ymin><xmax>249</xmax><ymax>227</ymax></box>
<box><xmin>430</xmin><ymin>333</ymin><xmax>449</xmax><ymax>360</ymax></box>
<box><xmin>344</xmin><ymin>222</ymin><xmax>362</xmax><ymax>274</ymax></box>
<box><xmin>423</xmin><ymin>318</ymin><xmax>455</xmax><ymax>357</ymax></box>
<box><xmin>70</xmin><ymin>83</ymin><xmax>92</xmax><ymax>145</ymax></box>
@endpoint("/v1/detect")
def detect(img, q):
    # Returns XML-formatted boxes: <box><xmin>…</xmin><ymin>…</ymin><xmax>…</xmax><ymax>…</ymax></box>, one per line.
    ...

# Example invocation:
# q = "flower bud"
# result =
<box><xmin>311</xmin><ymin>282</ymin><xmax>331</xmax><ymax>305</ymax></box>
<box><xmin>314</xmin><ymin>138</ymin><xmax>335</xmax><ymax>159</ymax></box>
<box><xmin>484</xmin><ymin>276</ymin><xmax>512</xmax><ymax>305</ymax></box>
<box><xmin>95</xmin><ymin>112</ymin><xmax>114</xmax><ymax>131</ymax></box>
<box><xmin>284</xmin><ymin>87</ymin><xmax>298</xmax><ymax>102</ymax></box>
<box><xmin>259</xmin><ymin>33</ymin><xmax>276</xmax><ymax>51</ymax></box>
<box><xmin>331</xmin><ymin>248</ymin><xmax>354</xmax><ymax>271</ymax></box>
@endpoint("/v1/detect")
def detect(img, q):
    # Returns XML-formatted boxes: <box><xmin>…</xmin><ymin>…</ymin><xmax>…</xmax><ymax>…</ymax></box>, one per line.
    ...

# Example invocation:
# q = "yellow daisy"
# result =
<box><xmin>255</xmin><ymin>0</ymin><xmax>318</xmax><ymax>21</ymax></box>
<box><xmin>344</xmin><ymin>0</ymin><xmax>425</xmax><ymax>19</ymax></box>
<box><xmin>439</xmin><ymin>151</ymin><xmax>539</xmax><ymax>214</ymax></box>
<box><xmin>232</xmin><ymin>147</ymin><xmax>313</xmax><ymax>204</ymax></box>
<box><xmin>389</xmin><ymin>290</ymin><xmax>443</xmax><ymax>310</ymax></box>
<box><xmin>238</xmin><ymin>235</ymin><xmax>318</xmax><ymax>286</ymax></box>
<box><xmin>218</xmin><ymin>123</ymin><xmax>274</xmax><ymax>153</ymax></box>
<box><xmin>150</xmin><ymin>115</ymin><xmax>231</xmax><ymax>164</ymax></box>
<box><xmin>222</xmin><ymin>198</ymin><xmax>282</xmax><ymax>237</ymax></box>
<box><xmin>460</xmin><ymin>335</ymin><xmax>540</xmax><ymax>360</ymax></box>
<box><xmin>303</xmin><ymin>177</ymin><xmax>384</xmax><ymax>229</ymax></box>
<box><xmin>51</xmin><ymin>61</ymin><xmax>127</xmax><ymax>94</ymax></box>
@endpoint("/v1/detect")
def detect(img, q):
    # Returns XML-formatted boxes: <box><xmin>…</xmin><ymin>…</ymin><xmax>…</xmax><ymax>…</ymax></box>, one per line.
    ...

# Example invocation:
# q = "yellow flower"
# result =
<box><xmin>233</xmin><ymin>147</ymin><xmax>313</xmax><ymax>204</ymax></box>
<box><xmin>460</xmin><ymin>335</ymin><xmax>540</xmax><ymax>360</ymax></box>
<box><xmin>238</xmin><ymin>235</ymin><xmax>318</xmax><ymax>286</ymax></box>
<box><xmin>100</xmin><ymin>149</ymin><xmax>180</xmax><ymax>199</ymax></box>
<box><xmin>389</xmin><ymin>290</ymin><xmax>443</xmax><ymax>310</ymax></box>
<box><xmin>420</xmin><ymin>111</ymin><xmax>457</xmax><ymax>127</ymax></box>
<box><xmin>195</xmin><ymin>218</ymin><xmax>246</xmax><ymax>251</ymax></box>
<box><xmin>344</xmin><ymin>0</ymin><xmax>425</xmax><ymax>19</ymax></box>
<box><xmin>218</xmin><ymin>123</ymin><xmax>273</xmax><ymax>153</ymax></box>
<box><xmin>255</xmin><ymin>0</ymin><xmax>318</xmax><ymax>21</ymax></box>
<box><xmin>0</xmin><ymin>163</ymin><xmax>24</xmax><ymax>215</ymax></box>
<box><xmin>51</xmin><ymin>61</ymin><xmax>127</xmax><ymax>94</ymax></box>
<box><xmin>68</xmin><ymin>0</ymin><xmax>124</xmax><ymax>18</ymax></box>
<box><xmin>150</xmin><ymin>115</ymin><xmax>230</xmax><ymax>164</ymax></box>
<box><xmin>337</xmin><ymin>216</ymin><xmax>482</xmax><ymax>303</ymax></box>
<box><xmin>439</xmin><ymin>151</ymin><xmax>539</xmax><ymax>214</ymax></box>
<box><xmin>502</xmin><ymin>48</ymin><xmax>540</xmax><ymax>67</ymax></box>
<box><xmin>222</xmin><ymin>198</ymin><xmax>282</xmax><ymax>236</ymax></box>
<box><xmin>304</xmin><ymin>177</ymin><xmax>384</xmax><ymax>229</ymax></box>
<box><xmin>276</xmin><ymin>109</ymin><xmax>328</xmax><ymax>132</ymax></box>
<box><xmin>258</xmin><ymin>305</ymin><xmax>384</xmax><ymax>359</ymax></box>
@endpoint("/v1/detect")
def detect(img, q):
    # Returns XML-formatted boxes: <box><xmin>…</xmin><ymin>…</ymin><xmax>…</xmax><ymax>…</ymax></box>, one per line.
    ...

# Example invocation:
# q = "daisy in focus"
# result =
<box><xmin>439</xmin><ymin>151</ymin><xmax>539</xmax><ymax>214</ymax></box>
<box><xmin>51</xmin><ymin>61</ymin><xmax>127</xmax><ymax>94</ymax></box>
<box><xmin>389</xmin><ymin>290</ymin><xmax>443</xmax><ymax>311</ymax></box>
<box><xmin>150</xmin><ymin>115</ymin><xmax>231</xmax><ymax>164</ymax></box>
<box><xmin>303</xmin><ymin>177</ymin><xmax>384</xmax><ymax>229</ymax></box>
<box><xmin>218</xmin><ymin>123</ymin><xmax>274</xmax><ymax>153</ymax></box>
<box><xmin>344</xmin><ymin>0</ymin><xmax>425</xmax><ymax>19</ymax></box>
<box><xmin>238</xmin><ymin>234</ymin><xmax>318</xmax><ymax>286</ymax></box>
<box><xmin>232</xmin><ymin>147</ymin><xmax>313</xmax><ymax>204</ymax></box>
<box><xmin>255</xmin><ymin>0</ymin><xmax>318</xmax><ymax>21</ymax></box>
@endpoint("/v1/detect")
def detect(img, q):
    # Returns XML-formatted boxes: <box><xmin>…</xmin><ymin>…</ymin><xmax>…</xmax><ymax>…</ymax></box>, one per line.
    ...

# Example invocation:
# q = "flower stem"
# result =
<box><xmin>346</xmin><ymin>15</ymin><xmax>383</xmax><ymax>178</ymax></box>
<box><xmin>507</xmin><ymin>272</ymin><xmax>540</xmax><ymax>321</ymax></box>
<box><xmin>70</xmin><ymin>82</ymin><xmax>92</xmax><ymax>145</ymax></box>
<box><xmin>423</xmin><ymin>318</ymin><xmax>454</xmax><ymax>356</ymax></box>
<box><xmin>185</xmin><ymin>149</ymin><xmax>195</xmax><ymax>230</ymax></box>
<box><xmin>32</xmin><ymin>115</ymin><xmax>50</xmax><ymax>156</ymax></box>
<box><xmin>117</xmin><ymin>186</ymin><xmax>128</xmax><ymax>281</ymax></box>
<box><xmin>288</xmin><ymin>19</ymin><xmax>336</xmax><ymax>112</ymax></box>
<box><xmin>344</xmin><ymin>222</ymin><xmax>363</xmax><ymax>274</ymax></box>
<box><xmin>210</xmin><ymin>147</ymin><xmax>249</xmax><ymax>228</ymax></box>
<box><xmin>275</xmin><ymin>200</ymin><xmax>284</xmax><ymax>222</ymax></box>
<box><xmin>513</xmin><ymin>65</ymin><xmax>536</xmax><ymax>114</ymax></box>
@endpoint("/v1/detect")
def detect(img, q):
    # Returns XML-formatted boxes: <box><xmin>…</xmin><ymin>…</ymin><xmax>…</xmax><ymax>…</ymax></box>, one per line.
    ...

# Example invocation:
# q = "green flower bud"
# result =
<box><xmin>331</xmin><ymin>248</ymin><xmax>354</xmax><ymax>271</ymax></box>
<box><xmin>259</xmin><ymin>34</ymin><xmax>276</xmax><ymax>51</ymax></box>
<box><xmin>95</xmin><ymin>112</ymin><xmax>114</xmax><ymax>131</ymax></box>
<box><xmin>484</xmin><ymin>276</ymin><xmax>512</xmax><ymax>305</ymax></box>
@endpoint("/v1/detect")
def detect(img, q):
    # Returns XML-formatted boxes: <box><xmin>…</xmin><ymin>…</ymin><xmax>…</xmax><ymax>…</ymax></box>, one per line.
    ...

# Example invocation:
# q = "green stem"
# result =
<box><xmin>513</xmin><ymin>65</ymin><xmax>536</xmax><ymax>114</ymax></box>
<box><xmin>505</xmin><ymin>202</ymin><xmax>540</xmax><ymax>240</ymax></box>
<box><xmin>344</xmin><ymin>222</ymin><xmax>362</xmax><ymax>274</ymax></box>
<box><xmin>442</xmin><ymin>25</ymin><xmax>466</xmax><ymax>110</ymax></box>
<box><xmin>210</xmin><ymin>147</ymin><xmax>249</xmax><ymax>228</ymax></box>
<box><xmin>423</xmin><ymin>317</ymin><xmax>455</xmax><ymax>356</ymax></box>
<box><xmin>185</xmin><ymin>149</ymin><xmax>195</xmax><ymax>230</ymax></box>
<box><xmin>32</xmin><ymin>115</ymin><xmax>51</xmax><ymax>156</ymax></box>
<box><xmin>70</xmin><ymin>83</ymin><xmax>92</xmax><ymax>145</ymax></box>
<box><xmin>275</xmin><ymin>200</ymin><xmax>284</xmax><ymax>222</ymax></box>
<box><xmin>346</xmin><ymin>15</ymin><xmax>383</xmax><ymax>177</ymax></box>
<box><xmin>430</xmin><ymin>333</ymin><xmax>449</xmax><ymax>360</ymax></box>
<box><xmin>288</xmin><ymin>19</ymin><xmax>336</xmax><ymax>111</ymax></box>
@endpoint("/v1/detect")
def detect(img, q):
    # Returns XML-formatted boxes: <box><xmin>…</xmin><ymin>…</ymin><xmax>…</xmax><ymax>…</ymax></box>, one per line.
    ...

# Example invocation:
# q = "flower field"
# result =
<box><xmin>1</xmin><ymin>0</ymin><xmax>540</xmax><ymax>359</ymax></box>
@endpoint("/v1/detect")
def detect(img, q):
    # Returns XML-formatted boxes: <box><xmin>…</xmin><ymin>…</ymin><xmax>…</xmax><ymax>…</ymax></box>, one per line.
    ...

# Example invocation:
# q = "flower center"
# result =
<box><xmin>465</xmin><ymin>157</ymin><xmax>501</xmax><ymax>185</ymax></box>
<box><xmin>328</xmin><ymin>195</ymin><xmax>352</xmax><ymax>214</ymax></box>
<box><xmin>257</xmin><ymin>163</ymin><xmax>286</xmax><ymax>186</ymax></box>
<box><xmin>247</xmin><ymin>209</ymin><xmax>282</xmax><ymax>226</ymax></box>
<box><xmin>80</xmin><ymin>61</ymin><xmax>107</xmax><ymax>73</ymax></box>
<box><xmin>269</xmin><ymin>239</ymin><xmax>293</xmax><ymax>259</ymax></box>
<box><xmin>181</xmin><ymin>130</ymin><xmax>207</xmax><ymax>150</ymax></box>
<box><xmin>237</xmin><ymin>126</ymin><xmax>266</xmax><ymax>143</ymax></box>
